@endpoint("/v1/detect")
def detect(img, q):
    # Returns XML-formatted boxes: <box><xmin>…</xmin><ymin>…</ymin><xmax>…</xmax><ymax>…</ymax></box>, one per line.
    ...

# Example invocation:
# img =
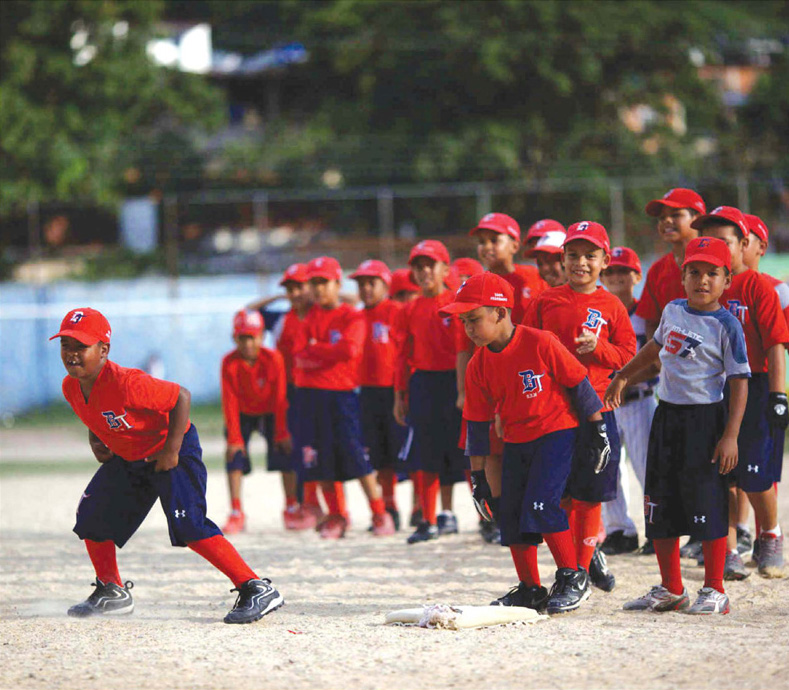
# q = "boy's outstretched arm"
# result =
<box><xmin>603</xmin><ymin>340</ymin><xmax>661</xmax><ymax>409</ymax></box>
<box><xmin>713</xmin><ymin>377</ymin><xmax>748</xmax><ymax>475</ymax></box>
<box><xmin>147</xmin><ymin>386</ymin><xmax>191</xmax><ymax>472</ymax></box>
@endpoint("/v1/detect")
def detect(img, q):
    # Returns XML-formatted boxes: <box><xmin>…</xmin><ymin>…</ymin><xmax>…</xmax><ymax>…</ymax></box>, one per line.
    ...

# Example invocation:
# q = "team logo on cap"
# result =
<box><xmin>490</xmin><ymin>292</ymin><xmax>508</xmax><ymax>302</ymax></box>
<box><xmin>663</xmin><ymin>189</ymin><xmax>675</xmax><ymax>199</ymax></box>
<box><xmin>711</xmin><ymin>206</ymin><xmax>724</xmax><ymax>215</ymax></box>
<box><xmin>612</xmin><ymin>248</ymin><xmax>624</xmax><ymax>258</ymax></box>
<box><xmin>576</xmin><ymin>221</ymin><xmax>590</xmax><ymax>232</ymax></box>
<box><xmin>482</xmin><ymin>214</ymin><xmax>495</xmax><ymax>222</ymax></box>
<box><xmin>518</xmin><ymin>369</ymin><xmax>545</xmax><ymax>397</ymax></box>
<box><xmin>697</xmin><ymin>238</ymin><xmax>711</xmax><ymax>248</ymax></box>
<box><xmin>70</xmin><ymin>311</ymin><xmax>85</xmax><ymax>323</ymax></box>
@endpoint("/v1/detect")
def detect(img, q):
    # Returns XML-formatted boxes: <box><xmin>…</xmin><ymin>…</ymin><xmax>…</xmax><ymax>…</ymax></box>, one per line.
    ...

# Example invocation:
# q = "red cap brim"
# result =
<box><xmin>645</xmin><ymin>199</ymin><xmax>687</xmax><ymax>216</ymax></box>
<box><xmin>49</xmin><ymin>330</ymin><xmax>101</xmax><ymax>345</ymax></box>
<box><xmin>682</xmin><ymin>254</ymin><xmax>728</xmax><ymax>269</ymax></box>
<box><xmin>438</xmin><ymin>301</ymin><xmax>486</xmax><ymax>317</ymax></box>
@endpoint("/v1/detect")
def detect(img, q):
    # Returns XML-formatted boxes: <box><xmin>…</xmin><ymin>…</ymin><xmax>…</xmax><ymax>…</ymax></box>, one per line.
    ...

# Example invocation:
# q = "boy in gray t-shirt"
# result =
<box><xmin>604</xmin><ymin>236</ymin><xmax>750</xmax><ymax>616</ymax></box>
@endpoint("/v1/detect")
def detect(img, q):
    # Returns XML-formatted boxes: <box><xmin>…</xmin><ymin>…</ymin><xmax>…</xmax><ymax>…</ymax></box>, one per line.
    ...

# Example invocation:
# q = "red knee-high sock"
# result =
<box><xmin>303</xmin><ymin>481</ymin><xmax>320</xmax><ymax>508</ymax></box>
<box><xmin>378</xmin><ymin>468</ymin><xmax>397</xmax><ymax>510</ymax></box>
<box><xmin>85</xmin><ymin>539</ymin><xmax>122</xmax><ymax>586</ymax></box>
<box><xmin>543</xmin><ymin>530</ymin><xmax>577</xmax><ymax>570</ymax></box>
<box><xmin>334</xmin><ymin>482</ymin><xmax>348</xmax><ymax>518</ymax></box>
<box><xmin>702</xmin><ymin>537</ymin><xmax>727</xmax><ymax>594</ymax></box>
<box><xmin>420</xmin><ymin>472</ymin><xmax>440</xmax><ymax>525</ymax></box>
<box><xmin>510</xmin><ymin>544</ymin><xmax>541</xmax><ymax>586</ymax></box>
<box><xmin>188</xmin><ymin>535</ymin><xmax>257</xmax><ymax>588</ymax></box>
<box><xmin>322</xmin><ymin>482</ymin><xmax>340</xmax><ymax>515</ymax></box>
<box><xmin>572</xmin><ymin>499</ymin><xmax>602</xmax><ymax>571</ymax></box>
<box><xmin>653</xmin><ymin>537</ymin><xmax>683</xmax><ymax>595</ymax></box>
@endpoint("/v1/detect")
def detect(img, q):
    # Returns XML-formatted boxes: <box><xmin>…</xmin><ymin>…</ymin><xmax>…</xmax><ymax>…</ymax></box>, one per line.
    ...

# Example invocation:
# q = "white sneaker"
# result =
<box><xmin>686</xmin><ymin>587</ymin><xmax>730</xmax><ymax>615</ymax></box>
<box><xmin>623</xmin><ymin>584</ymin><xmax>689</xmax><ymax>612</ymax></box>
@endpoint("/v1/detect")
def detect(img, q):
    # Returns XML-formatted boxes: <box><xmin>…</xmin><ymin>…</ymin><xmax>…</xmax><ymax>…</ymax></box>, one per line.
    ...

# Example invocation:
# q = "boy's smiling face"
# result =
<box><xmin>310</xmin><ymin>277</ymin><xmax>341</xmax><ymax>307</ymax></box>
<box><xmin>60</xmin><ymin>336</ymin><xmax>108</xmax><ymax>381</ymax></box>
<box><xmin>411</xmin><ymin>256</ymin><xmax>447</xmax><ymax>296</ymax></box>
<box><xmin>601</xmin><ymin>266</ymin><xmax>640</xmax><ymax>301</ymax></box>
<box><xmin>284</xmin><ymin>281</ymin><xmax>311</xmax><ymax>310</ymax></box>
<box><xmin>563</xmin><ymin>239</ymin><xmax>609</xmax><ymax>293</ymax></box>
<box><xmin>356</xmin><ymin>276</ymin><xmax>388</xmax><ymax>308</ymax></box>
<box><xmin>657</xmin><ymin>207</ymin><xmax>699</xmax><ymax>245</ymax></box>
<box><xmin>475</xmin><ymin>229</ymin><xmax>519</xmax><ymax>271</ymax></box>
<box><xmin>535</xmin><ymin>252</ymin><xmax>565</xmax><ymax>287</ymax></box>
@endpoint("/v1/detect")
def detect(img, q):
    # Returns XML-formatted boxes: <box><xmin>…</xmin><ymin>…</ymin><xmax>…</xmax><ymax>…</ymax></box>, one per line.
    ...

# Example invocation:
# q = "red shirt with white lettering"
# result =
<box><xmin>635</xmin><ymin>252</ymin><xmax>685</xmax><ymax>326</ymax></box>
<box><xmin>720</xmin><ymin>269</ymin><xmax>789</xmax><ymax>373</ymax></box>
<box><xmin>221</xmin><ymin>347</ymin><xmax>289</xmax><ymax>445</ymax></box>
<box><xmin>523</xmin><ymin>284</ymin><xmax>636</xmax><ymax>406</ymax></box>
<box><xmin>395</xmin><ymin>290</ymin><xmax>466</xmax><ymax>391</ymax></box>
<box><xmin>62</xmin><ymin>360</ymin><xmax>188</xmax><ymax>461</ymax></box>
<box><xmin>293</xmin><ymin>303</ymin><xmax>365</xmax><ymax>391</ymax></box>
<box><xmin>359</xmin><ymin>299</ymin><xmax>403</xmax><ymax>388</ymax></box>
<box><xmin>464</xmin><ymin>326</ymin><xmax>586</xmax><ymax>443</ymax></box>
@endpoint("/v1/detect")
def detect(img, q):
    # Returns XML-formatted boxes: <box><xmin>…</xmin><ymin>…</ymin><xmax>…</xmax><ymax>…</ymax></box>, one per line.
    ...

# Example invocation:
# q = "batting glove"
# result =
<box><xmin>590</xmin><ymin>420</ymin><xmax>611</xmax><ymax>475</ymax></box>
<box><xmin>768</xmin><ymin>392</ymin><xmax>789</xmax><ymax>430</ymax></box>
<box><xmin>470</xmin><ymin>470</ymin><xmax>494</xmax><ymax>522</ymax></box>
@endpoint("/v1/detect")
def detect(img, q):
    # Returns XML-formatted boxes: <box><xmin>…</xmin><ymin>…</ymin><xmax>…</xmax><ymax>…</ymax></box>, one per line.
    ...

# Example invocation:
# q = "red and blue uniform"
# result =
<box><xmin>635</xmin><ymin>253</ymin><xmax>684</xmax><ymax>328</ymax></box>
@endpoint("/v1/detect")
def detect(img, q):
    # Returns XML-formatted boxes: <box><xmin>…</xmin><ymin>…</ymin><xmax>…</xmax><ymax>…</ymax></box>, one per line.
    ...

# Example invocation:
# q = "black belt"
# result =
<box><xmin>623</xmin><ymin>387</ymin><xmax>655</xmax><ymax>404</ymax></box>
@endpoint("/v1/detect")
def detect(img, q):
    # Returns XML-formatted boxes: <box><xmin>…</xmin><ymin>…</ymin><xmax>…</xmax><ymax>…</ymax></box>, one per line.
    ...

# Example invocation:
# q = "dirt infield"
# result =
<box><xmin>2</xmin><ymin>440</ymin><xmax>789</xmax><ymax>690</ymax></box>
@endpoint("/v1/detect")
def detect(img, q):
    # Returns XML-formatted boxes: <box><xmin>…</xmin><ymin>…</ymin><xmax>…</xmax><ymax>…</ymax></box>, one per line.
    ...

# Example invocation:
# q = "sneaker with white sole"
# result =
<box><xmin>623</xmin><ymin>584</ymin><xmax>689</xmax><ymax>612</ymax></box>
<box><xmin>724</xmin><ymin>551</ymin><xmax>750</xmax><ymax>580</ymax></box>
<box><xmin>223</xmin><ymin>578</ymin><xmax>284</xmax><ymax>624</ymax></box>
<box><xmin>407</xmin><ymin>521</ymin><xmax>439</xmax><ymax>544</ymax></box>
<box><xmin>437</xmin><ymin>511</ymin><xmax>458</xmax><ymax>535</ymax></box>
<box><xmin>68</xmin><ymin>578</ymin><xmax>134</xmax><ymax>617</ymax></box>
<box><xmin>544</xmin><ymin>568</ymin><xmax>591</xmax><ymax>615</ymax></box>
<box><xmin>757</xmin><ymin>533</ymin><xmax>785</xmax><ymax>579</ymax></box>
<box><xmin>490</xmin><ymin>582</ymin><xmax>549</xmax><ymax>610</ymax></box>
<box><xmin>686</xmin><ymin>587</ymin><xmax>730</xmax><ymax>615</ymax></box>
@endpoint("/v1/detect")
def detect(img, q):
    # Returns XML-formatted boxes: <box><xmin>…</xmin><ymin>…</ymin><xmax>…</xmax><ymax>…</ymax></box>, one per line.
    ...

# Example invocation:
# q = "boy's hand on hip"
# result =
<box><xmin>147</xmin><ymin>448</ymin><xmax>179</xmax><ymax>472</ymax></box>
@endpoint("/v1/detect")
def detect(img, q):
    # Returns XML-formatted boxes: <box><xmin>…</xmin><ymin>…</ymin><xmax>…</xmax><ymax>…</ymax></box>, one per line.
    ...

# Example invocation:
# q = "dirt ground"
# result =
<box><xmin>2</xmin><ymin>428</ymin><xmax>789</xmax><ymax>690</ymax></box>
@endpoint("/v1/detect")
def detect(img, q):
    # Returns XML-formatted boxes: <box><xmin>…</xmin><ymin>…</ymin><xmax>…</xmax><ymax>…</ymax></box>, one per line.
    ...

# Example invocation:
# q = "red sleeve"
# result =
<box><xmin>635</xmin><ymin>264</ymin><xmax>660</xmax><ymax>324</ymax></box>
<box><xmin>750</xmin><ymin>275</ymin><xmax>789</xmax><ymax>350</ymax></box>
<box><xmin>221</xmin><ymin>356</ymin><xmax>244</xmax><ymax>446</ymax></box>
<box><xmin>520</xmin><ymin>295</ymin><xmax>540</xmax><ymax>328</ymax></box>
<box><xmin>299</xmin><ymin>309</ymin><xmax>365</xmax><ymax>366</ymax></box>
<box><xmin>394</xmin><ymin>303</ymin><xmax>414</xmax><ymax>392</ymax></box>
<box><xmin>539</xmin><ymin>332</ymin><xmax>588</xmax><ymax>388</ymax></box>
<box><xmin>592</xmin><ymin>302</ymin><xmax>637</xmax><ymax>369</ymax></box>
<box><xmin>463</xmin><ymin>354</ymin><xmax>495</xmax><ymax>422</ymax></box>
<box><xmin>270</xmin><ymin>350</ymin><xmax>290</xmax><ymax>443</ymax></box>
<box><xmin>453</xmin><ymin>318</ymin><xmax>474</xmax><ymax>354</ymax></box>
<box><xmin>125</xmin><ymin>369</ymin><xmax>180</xmax><ymax>413</ymax></box>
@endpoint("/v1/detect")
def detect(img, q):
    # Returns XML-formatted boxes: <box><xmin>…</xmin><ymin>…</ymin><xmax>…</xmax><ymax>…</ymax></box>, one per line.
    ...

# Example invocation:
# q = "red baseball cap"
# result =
<box><xmin>306</xmin><ymin>256</ymin><xmax>343</xmax><ymax>281</ymax></box>
<box><xmin>744</xmin><ymin>214</ymin><xmax>769</xmax><ymax>244</ymax></box>
<box><xmin>350</xmin><ymin>259</ymin><xmax>392</xmax><ymax>285</ymax></box>
<box><xmin>452</xmin><ymin>257</ymin><xmax>484</xmax><ymax>278</ymax></box>
<box><xmin>390</xmin><ymin>268</ymin><xmax>419</xmax><ymax>295</ymax></box>
<box><xmin>408</xmin><ymin>239</ymin><xmax>450</xmax><ymax>265</ymax></box>
<box><xmin>470</xmin><ymin>213</ymin><xmax>521</xmax><ymax>241</ymax></box>
<box><xmin>525</xmin><ymin>219</ymin><xmax>566</xmax><ymax>242</ymax></box>
<box><xmin>563</xmin><ymin>221</ymin><xmax>611</xmax><ymax>255</ymax></box>
<box><xmin>645</xmin><ymin>188</ymin><xmax>706</xmax><ymax>217</ymax></box>
<box><xmin>690</xmin><ymin>205</ymin><xmax>749</xmax><ymax>237</ymax></box>
<box><xmin>50</xmin><ymin>308</ymin><xmax>112</xmax><ymax>345</ymax></box>
<box><xmin>279</xmin><ymin>263</ymin><xmax>310</xmax><ymax>286</ymax></box>
<box><xmin>525</xmin><ymin>230</ymin><xmax>566</xmax><ymax>257</ymax></box>
<box><xmin>682</xmin><ymin>236</ymin><xmax>732</xmax><ymax>271</ymax></box>
<box><xmin>607</xmin><ymin>246</ymin><xmax>642</xmax><ymax>274</ymax></box>
<box><xmin>438</xmin><ymin>272</ymin><xmax>515</xmax><ymax>316</ymax></box>
<box><xmin>233</xmin><ymin>309</ymin><xmax>264</xmax><ymax>336</ymax></box>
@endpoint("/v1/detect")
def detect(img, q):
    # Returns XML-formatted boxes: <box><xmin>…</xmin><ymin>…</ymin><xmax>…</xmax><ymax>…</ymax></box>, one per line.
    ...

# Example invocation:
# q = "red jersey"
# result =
<box><xmin>523</xmin><ymin>284</ymin><xmax>636</xmax><ymax>405</ymax></box>
<box><xmin>635</xmin><ymin>252</ymin><xmax>685</xmax><ymax>325</ymax></box>
<box><xmin>395</xmin><ymin>290</ymin><xmax>466</xmax><ymax>391</ymax></box>
<box><xmin>276</xmin><ymin>309</ymin><xmax>305</xmax><ymax>384</ymax></box>
<box><xmin>721</xmin><ymin>270</ymin><xmax>789</xmax><ymax>373</ymax></box>
<box><xmin>464</xmin><ymin>326</ymin><xmax>587</xmax><ymax>443</ymax></box>
<box><xmin>359</xmin><ymin>299</ymin><xmax>402</xmax><ymax>388</ymax></box>
<box><xmin>504</xmin><ymin>264</ymin><xmax>547</xmax><ymax>323</ymax></box>
<box><xmin>762</xmin><ymin>273</ymin><xmax>789</xmax><ymax>329</ymax></box>
<box><xmin>62</xmin><ymin>360</ymin><xmax>188</xmax><ymax>462</ymax></box>
<box><xmin>293</xmin><ymin>303</ymin><xmax>364</xmax><ymax>391</ymax></box>
<box><xmin>221</xmin><ymin>347</ymin><xmax>289</xmax><ymax>446</ymax></box>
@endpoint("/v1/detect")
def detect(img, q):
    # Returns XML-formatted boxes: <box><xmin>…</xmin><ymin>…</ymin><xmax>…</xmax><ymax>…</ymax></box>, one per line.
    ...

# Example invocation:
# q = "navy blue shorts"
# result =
<box><xmin>566</xmin><ymin>410</ymin><xmax>621</xmax><ymax>503</ymax></box>
<box><xmin>360</xmin><ymin>386</ymin><xmax>406</xmax><ymax>471</ymax></box>
<box><xmin>499</xmin><ymin>428</ymin><xmax>577</xmax><ymax>547</ymax></box>
<box><xmin>408</xmin><ymin>370</ymin><xmax>469</xmax><ymax>482</ymax></box>
<box><xmin>644</xmin><ymin>401</ymin><xmax>728</xmax><ymax>541</ymax></box>
<box><xmin>728</xmin><ymin>374</ymin><xmax>780</xmax><ymax>492</ymax></box>
<box><xmin>73</xmin><ymin>424</ymin><xmax>222</xmax><ymax>548</ymax></box>
<box><xmin>292</xmin><ymin>387</ymin><xmax>373</xmax><ymax>482</ymax></box>
<box><xmin>224</xmin><ymin>413</ymin><xmax>291</xmax><ymax>474</ymax></box>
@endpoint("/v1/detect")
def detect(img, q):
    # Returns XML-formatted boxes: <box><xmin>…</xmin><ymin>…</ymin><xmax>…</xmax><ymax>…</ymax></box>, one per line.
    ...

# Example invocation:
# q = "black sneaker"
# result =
<box><xmin>545</xmin><ymin>568</ymin><xmax>591</xmax><ymax>615</ymax></box>
<box><xmin>679</xmin><ymin>537</ymin><xmax>702</xmax><ymax>560</ymax></box>
<box><xmin>409</xmin><ymin>508</ymin><xmax>423</xmax><ymax>527</ymax></box>
<box><xmin>601</xmin><ymin>530</ymin><xmax>639</xmax><ymax>555</ymax></box>
<box><xmin>479</xmin><ymin>519</ymin><xmax>501</xmax><ymax>544</ymax></box>
<box><xmin>68</xmin><ymin>578</ymin><xmax>134</xmax><ymax>617</ymax></box>
<box><xmin>407</xmin><ymin>521</ymin><xmax>439</xmax><ymax>544</ymax></box>
<box><xmin>490</xmin><ymin>582</ymin><xmax>549</xmax><ymax>610</ymax></box>
<box><xmin>224</xmin><ymin>578</ymin><xmax>284</xmax><ymax>624</ymax></box>
<box><xmin>387</xmin><ymin>507</ymin><xmax>401</xmax><ymax>532</ymax></box>
<box><xmin>639</xmin><ymin>537</ymin><xmax>655</xmax><ymax>555</ymax></box>
<box><xmin>437</xmin><ymin>511</ymin><xmax>459</xmax><ymax>535</ymax></box>
<box><xmin>589</xmin><ymin>547</ymin><xmax>616</xmax><ymax>592</ymax></box>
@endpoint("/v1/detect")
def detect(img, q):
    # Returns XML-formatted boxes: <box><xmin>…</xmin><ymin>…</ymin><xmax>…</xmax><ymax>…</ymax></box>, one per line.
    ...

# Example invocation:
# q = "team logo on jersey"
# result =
<box><xmin>302</xmin><ymin>445</ymin><xmax>318</xmax><ymax>468</ymax></box>
<box><xmin>372</xmin><ymin>322</ymin><xmax>389</xmax><ymax>344</ymax></box>
<box><xmin>442</xmin><ymin>317</ymin><xmax>452</xmax><ymax>327</ymax></box>
<box><xmin>522</xmin><ymin>287</ymin><xmax>531</xmax><ymax>299</ymax></box>
<box><xmin>518</xmin><ymin>369</ymin><xmax>545</xmax><ymax>397</ymax></box>
<box><xmin>582</xmin><ymin>308</ymin><xmax>608</xmax><ymax>336</ymax></box>
<box><xmin>102</xmin><ymin>410</ymin><xmax>133</xmax><ymax>430</ymax></box>
<box><xmin>663</xmin><ymin>327</ymin><xmax>703</xmax><ymax>359</ymax></box>
<box><xmin>70</xmin><ymin>311</ymin><xmax>85</xmax><ymax>323</ymax></box>
<box><xmin>644</xmin><ymin>495</ymin><xmax>658</xmax><ymax>524</ymax></box>
<box><xmin>726</xmin><ymin>299</ymin><xmax>749</xmax><ymax>324</ymax></box>
<box><xmin>329</xmin><ymin>329</ymin><xmax>342</xmax><ymax>344</ymax></box>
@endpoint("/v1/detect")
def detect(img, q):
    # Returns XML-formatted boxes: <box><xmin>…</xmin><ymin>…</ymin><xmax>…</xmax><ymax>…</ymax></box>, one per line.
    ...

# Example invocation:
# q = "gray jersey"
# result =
<box><xmin>654</xmin><ymin>299</ymin><xmax>751</xmax><ymax>405</ymax></box>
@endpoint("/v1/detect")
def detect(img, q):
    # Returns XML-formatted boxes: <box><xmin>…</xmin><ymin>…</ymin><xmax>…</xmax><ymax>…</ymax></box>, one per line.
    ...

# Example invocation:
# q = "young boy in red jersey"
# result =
<box><xmin>693</xmin><ymin>207</ymin><xmax>789</xmax><ymax>578</ymax></box>
<box><xmin>394</xmin><ymin>240</ymin><xmax>469</xmax><ymax>543</ymax></box>
<box><xmin>452</xmin><ymin>257</ymin><xmax>485</xmax><ymax>282</ymax></box>
<box><xmin>350</xmin><ymin>259</ymin><xmax>405</xmax><ymax>529</ymax></box>
<box><xmin>525</xmin><ymin>230</ymin><xmax>567</xmax><ymax>288</ymax></box>
<box><xmin>523</xmin><ymin>222</ymin><xmax>636</xmax><ymax>592</ymax></box>
<box><xmin>220</xmin><ymin>310</ymin><xmax>295</xmax><ymax>534</ymax></box>
<box><xmin>53</xmin><ymin>308</ymin><xmax>282</xmax><ymax>624</ymax></box>
<box><xmin>441</xmin><ymin>272</ymin><xmax>610</xmax><ymax>614</ymax></box>
<box><xmin>606</xmin><ymin>236</ymin><xmax>750</xmax><ymax>615</ymax></box>
<box><xmin>293</xmin><ymin>256</ymin><xmax>395</xmax><ymax>538</ymax></box>
<box><xmin>390</xmin><ymin>268</ymin><xmax>420</xmax><ymax>303</ymax></box>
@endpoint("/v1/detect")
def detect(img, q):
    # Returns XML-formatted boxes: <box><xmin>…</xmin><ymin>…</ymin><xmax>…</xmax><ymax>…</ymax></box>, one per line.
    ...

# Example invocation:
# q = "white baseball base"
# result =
<box><xmin>385</xmin><ymin>604</ymin><xmax>546</xmax><ymax>629</ymax></box>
